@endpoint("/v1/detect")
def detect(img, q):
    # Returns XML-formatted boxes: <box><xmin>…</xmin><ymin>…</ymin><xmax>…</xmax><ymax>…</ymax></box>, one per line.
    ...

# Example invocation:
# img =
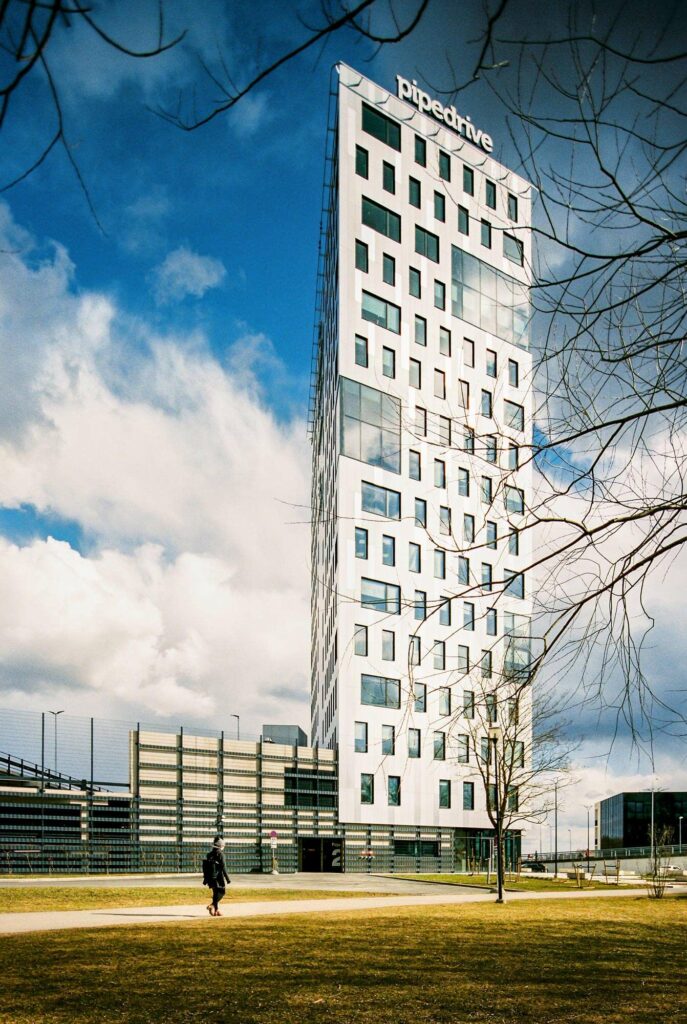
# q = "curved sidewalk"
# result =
<box><xmin>0</xmin><ymin>887</ymin><xmax>649</xmax><ymax>935</ymax></box>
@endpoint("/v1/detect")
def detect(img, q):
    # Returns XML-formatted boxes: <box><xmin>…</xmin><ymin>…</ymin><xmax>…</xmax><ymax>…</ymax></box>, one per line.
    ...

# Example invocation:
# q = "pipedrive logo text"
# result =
<box><xmin>396</xmin><ymin>75</ymin><xmax>493</xmax><ymax>154</ymax></box>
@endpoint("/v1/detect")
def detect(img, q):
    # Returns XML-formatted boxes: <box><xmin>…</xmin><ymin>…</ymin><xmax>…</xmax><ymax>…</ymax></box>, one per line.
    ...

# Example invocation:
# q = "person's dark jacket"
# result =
<box><xmin>209</xmin><ymin>847</ymin><xmax>230</xmax><ymax>887</ymax></box>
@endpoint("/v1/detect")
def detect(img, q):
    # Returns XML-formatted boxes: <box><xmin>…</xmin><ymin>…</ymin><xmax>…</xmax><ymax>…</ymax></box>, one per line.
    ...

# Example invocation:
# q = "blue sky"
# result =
<box><xmin>1</xmin><ymin>0</ymin><xmax>685</xmax><ymax>848</ymax></box>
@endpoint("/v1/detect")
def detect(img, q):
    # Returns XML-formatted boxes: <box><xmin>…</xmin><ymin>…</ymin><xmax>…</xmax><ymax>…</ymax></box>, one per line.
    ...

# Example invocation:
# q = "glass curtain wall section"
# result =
<box><xmin>451</xmin><ymin>247</ymin><xmax>530</xmax><ymax>349</ymax></box>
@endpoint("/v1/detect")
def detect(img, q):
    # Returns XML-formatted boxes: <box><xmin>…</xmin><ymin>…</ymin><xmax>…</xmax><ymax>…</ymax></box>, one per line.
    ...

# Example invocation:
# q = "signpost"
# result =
<box><xmin>269</xmin><ymin>830</ymin><xmax>278</xmax><ymax>874</ymax></box>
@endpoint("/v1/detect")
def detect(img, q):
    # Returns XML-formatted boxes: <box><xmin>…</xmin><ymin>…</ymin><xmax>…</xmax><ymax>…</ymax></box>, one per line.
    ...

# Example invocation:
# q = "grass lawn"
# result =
<box><xmin>0</xmin><ymin>886</ymin><xmax>381</xmax><ymax>914</ymax></box>
<box><xmin>0</xmin><ymin>896</ymin><xmax>685</xmax><ymax>1023</ymax></box>
<box><xmin>395</xmin><ymin>873</ymin><xmax>643</xmax><ymax>892</ymax></box>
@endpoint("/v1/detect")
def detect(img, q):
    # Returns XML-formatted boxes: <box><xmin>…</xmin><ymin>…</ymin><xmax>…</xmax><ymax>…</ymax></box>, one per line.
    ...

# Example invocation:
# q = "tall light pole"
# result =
<box><xmin>554</xmin><ymin>779</ymin><xmax>559</xmax><ymax>878</ymax></box>
<box><xmin>584</xmin><ymin>803</ymin><xmax>594</xmax><ymax>875</ymax></box>
<box><xmin>231</xmin><ymin>714</ymin><xmax>240</xmax><ymax>740</ymax></box>
<box><xmin>488</xmin><ymin>725</ymin><xmax>504</xmax><ymax>904</ymax></box>
<box><xmin>47</xmin><ymin>710</ymin><xmax>64</xmax><ymax>776</ymax></box>
<box><xmin>568</xmin><ymin>828</ymin><xmax>572</xmax><ymax>856</ymax></box>
<box><xmin>679</xmin><ymin>816</ymin><xmax>683</xmax><ymax>852</ymax></box>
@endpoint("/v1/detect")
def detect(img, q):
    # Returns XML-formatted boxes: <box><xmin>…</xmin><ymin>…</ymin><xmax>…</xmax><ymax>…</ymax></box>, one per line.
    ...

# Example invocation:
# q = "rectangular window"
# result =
<box><xmin>409</xmin><ymin>542</ymin><xmax>421</xmax><ymax>573</ymax></box>
<box><xmin>482</xmin><ymin>562</ymin><xmax>493</xmax><ymax>591</ymax></box>
<box><xmin>486</xmin><ymin>435</ymin><xmax>497</xmax><ymax>464</ymax></box>
<box><xmin>439</xmin><ymin>687</ymin><xmax>451</xmax><ymax>716</ymax></box>
<box><xmin>439</xmin><ymin>326</ymin><xmax>451</xmax><ymax>356</ymax></box>
<box><xmin>463</xmin><ymin>165</ymin><xmax>474</xmax><ymax>195</ymax></box>
<box><xmin>505</xmin><ymin>400</ymin><xmax>525</xmax><ymax>432</ymax></box>
<box><xmin>438</xmin><ymin>415</ymin><xmax>451</xmax><ymax>446</ymax></box>
<box><xmin>434</xmin><ymin>459</ymin><xmax>446</xmax><ymax>488</ymax></box>
<box><xmin>362</xmin><ymin>196</ymin><xmax>401</xmax><ymax>242</ymax></box>
<box><xmin>457</xmin><ymin>646</ymin><xmax>470</xmax><ymax>673</ymax></box>
<box><xmin>355</xmin><ymin>335</ymin><xmax>368</xmax><ymax>368</ymax></box>
<box><xmin>409</xmin><ymin>358</ymin><xmax>421</xmax><ymax>389</ymax></box>
<box><xmin>382</xmin><ymin>346</ymin><xmax>395</xmax><ymax>379</ymax></box>
<box><xmin>362</xmin><ymin>290</ymin><xmax>401</xmax><ymax>333</ymax></box>
<box><xmin>415</xmin><ymin>498</ymin><xmax>427</xmax><ymax>528</ymax></box>
<box><xmin>361</xmin><ymin>772</ymin><xmax>374</xmax><ymax>804</ymax></box>
<box><xmin>355</xmin><ymin>721</ymin><xmax>368</xmax><ymax>753</ymax></box>
<box><xmin>382</xmin><ymin>533</ymin><xmax>396</xmax><ymax>567</ymax></box>
<box><xmin>464</xmin><ymin>602</ymin><xmax>475</xmax><ymax>631</ymax></box>
<box><xmin>434</xmin><ymin>369</ymin><xmax>446</xmax><ymax>399</ymax></box>
<box><xmin>415</xmin><ymin>135</ymin><xmax>426</xmax><ymax>166</ymax></box>
<box><xmin>439</xmin><ymin>780</ymin><xmax>451</xmax><ymax>808</ymax></box>
<box><xmin>415</xmin><ymin>225</ymin><xmax>440</xmax><ymax>262</ymax></box>
<box><xmin>434</xmin><ymin>549</ymin><xmax>446</xmax><ymax>579</ymax></box>
<box><xmin>486</xmin><ymin>608</ymin><xmax>497</xmax><ymax>636</ymax></box>
<box><xmin>508</xmin><ymin>786</ymin><xmax>519</xmax><ymax>812</ymax></box>
<box><xmin>361</xmin><ymin>481</ymin><xmax>401</xmax><ymax>519</ymax></box>
<box><xmin>463</xmin><ymin>337</ymin><xmax>475</xmax><ymax>367</ymax></box>
<box><xmin>354</xmin><ymin>624</ymin><xmax>368</xmax><ymax>656</ymax></box>
<box><xmin>382</xmin><ymin>629</ymin><xmax>395</xmax><ymax>661</ymax></box>
<box><xmin>434</xmin><ymin>732</ymin><xmax>446</xmax><ymax>760</ymax></box>
<box><xmin>481</xmin><ymin>476</ymin><xmax>493</xmax><ymax>504</ymax></box>
<box><xmin>508</xmin><ymin>443</ymin><xmax>519</xmax><ymax>470</ymax></box>
<box><xmin>505</xmin><ymin>570</ymin><xmax>525</xmax><ymax>599</ymax></box>
<box><xmin>482</xmin><ymin>738</ymin><xmax>492</xmax><ymax>765</ymax></box>
<box><xmin>463</xmin><ymin>513</ymin><xmax>475</xmax><ymax>543</ymax></box>
<box><xmin>481</xmin><ymin>219</ymin><xmax>492</xmax><ymax>248</ymax></box>
<box><xmin>388</xmin><ymin>776</ymin><xmax>401</xmax><ymax>806</ymax></box>
<box><xmin>433</xmin><ymin>640</ymin><xmax>446</xmax><ymax>670</ymax></box>
<box><xmin>457</xmin><ymin>468</ymin><xmax>469</xmax><ymax>498</ymax></box>
<box><xmin>440</xmin><ymin>506</ymin><xmax>451</xmax><ymax>536</ymax></box>
<box><xmin>481</xmin><ymin>389</ymin><xmax>493</xmax><ymax>417</ymax></box>
<box><xmin>482</xmin><ymin>652</ymin><xmax>493</xmax><ymax>681</ymax></box>
<box><xmin>504</xmin><ymin>486</ymin><xmax>524</xmax><ymax>515</ymax></box>
<box><xmin>361</xmin><ymin>673</ymin><xmax>400</xmax><ymax>708</ymax></box>
<box><xmin>409</xmin><ymin>450</ymin><xmax>421</xmax><ymax>481</ymax></box>
<box><xmin>463</xmin><ymin>781</ymin><xmax>475</xmax><ymax>811</ymax></box>
<box><xmin>409</xmin><ymin>267</ymin><xmax>421</xmax><ymax>297</ymax></box>
<box><xmin>439</xmin><ymin>597</ymin><xmax>451</xmax><ymax>626</ymax></box>
<box><xmin>486</xmin><ymin>521</ymin><xmax>497</xmax><ymax>549</ymax></box>
<box><xmin>382</xmin><ymin>724</ymin><xmax>395</xmax><ymax>755</ymax></box>
<box><xmin>383</xmin><ymin>253</ymin><xmax>396</xmax><ymax>286</ymax></box>
<box><xmin>410</xmin><ymin>636</ymin><xmax>421</xmax><ymax>667</ymax></box>
<box><xmin>408</xmin><ymin>728</ymin><xmax>421</xmax><ymax>758</ymax></box>
<box><xmin>362</xmin><ymin>102</ymin><xmax>401</xmax><ymax>150</ymax></box>
<box><xmin>439</xmin><ymin>150</ymin><xmax>451</xmax><ymax>181</ymax></box>
<box><xmin>416</xmin><ymin>406</ymin><xmax>427</xmax><ymax>437</ymax></box>
<box><xmin>458</xmin><ymin>555</ymin><xmax>470</xmax><ymax>586</ymax></box>
<box><xmin>414</xmin><ymin>682</ymin><xmax>426</xmax><ymax>712</ymax></box>
<box><xmin>504</xmin><ymin>233</ymin><xmax>524</xmax><ymax>266</ymax></box>
<box><xmin>463</xmin><ymin>689</ymin><xmax>475</xmax><ymax>718</ymax></box>
<box><xmin>409</xmin><ymin>176</ymin><xmax>421</xmax><ymax>208</ymax></box>
<box><xmin>508</xmin><ymin>193</ymin><xmax>518</xmax><ymax>220</ymax></box>
<box><xmin>458</xmin><ymin>379</ymin><xmax>470</xmax><ymax>409</ymax></box>
<box><xmin>342</xmin><ymin>379</ymin><xmax>402</xmax><ymax>473</ymax></box>
<box><xmin>434</xmin><ymin>191</ymin><xmax>446</xmax><ymax>221</ymax></box>
<box><xmin>458</xmin><ymin>205</ymin><xmax>469</xmax><ymax>235</ymax></box>
<box><xmin>414</xmin><ymin>590</ymin><xmax>427</xmax><ymax>621</ymax></box>
<box><xmin>355</xmin><ymin>526</ymin><xmax>368</xmax><ymax>559</ymax></box>
<box><xmin>452</xmin><ymin>247</ymin><xmax>530</xmax><ymax>349</ymax></box>
<box><xmin>382</xmin><ymin>160</ymin><xmax>396</xmax><ymax>194</ymax></box>
<box><xmin>361</xmin><ymin>578</ymin><xmax>401</xmax><ymax>615</ymax></box>
<box><xmin>356</xmin><ymin>145</ymin><xmax>369</xmax><ymax>178</ymax></box>
<box><xmin>434</xmin><ymin>280</ymin><xmax>446</xmax><ymax>310</ymax></box>
<box><xmin>508</xmin><ymin>529</ymin><xmax>519</xmax><ymax>555</ymax></box>
<box><xmin>486</xmin><ymin>349</ymin><xmax>497</xmax><ymax>378</ymax></box>
<box><xmin>508</xmin><ymin>358</ymin><xmax>519</xmax><ymax>388</ymax></box>
<box><xmin>415</xmin><ymin>315</ymin><xmax>427</xmax><ymax>346</ymax></box>
<box><xmin>485</xmin><ymin>179</ymin><xmax>496</xmax><ymax>209</ymax></box>
<box><xmin>355</xmin><ymin>239</ymin><xmax>369</xmax><ymax>272</ymax></box>
<box><xmin>457</xmin><ymin>735</ymin><xmax>470</xmax><ymax>764</ymax></box>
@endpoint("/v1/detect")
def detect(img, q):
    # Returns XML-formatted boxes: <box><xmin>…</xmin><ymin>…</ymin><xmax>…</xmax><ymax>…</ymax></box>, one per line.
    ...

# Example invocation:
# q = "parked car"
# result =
<box><xmin>523</xmin><ymin>861</ymin><xmax>547</xmax><ymax>872</ymax></box>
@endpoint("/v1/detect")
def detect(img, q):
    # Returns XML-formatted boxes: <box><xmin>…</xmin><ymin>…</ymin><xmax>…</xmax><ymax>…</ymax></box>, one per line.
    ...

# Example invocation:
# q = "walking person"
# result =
<box><xmin>203</xmin><ymin>835</ymin><xmax>230</xmax><ymax>916</ymax></box>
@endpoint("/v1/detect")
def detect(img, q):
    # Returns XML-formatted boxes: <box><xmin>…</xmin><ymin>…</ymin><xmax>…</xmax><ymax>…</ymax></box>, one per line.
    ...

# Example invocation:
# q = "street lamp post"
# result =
<box><xmin>679</xmin><ymin>816</ymin><xmax>683</xmax><ymax>852</ymax></box>
<box><xmin>231</xmin><ymin>714</ymin><xmax>240</xmax><ymax>740</ymax></box>
<box><xmin>47</xmin><ymin>710</ymin><xmax>64</xmax><ymax>776</ymax></box>
<box><xmin>488</xmin><ymin>725</ymin><xmax>504</xmax><ymax>904</ymax></box>
<box><xmin>584</xmin><ymin>804</ymin><xmax>593</xmax><ymax>875</ymax></box>
<box><xmin>554</xmin><ymin>780</ymin><xmax>559</xmax><ymax>879</ymax></box>
<box><xmin>568</xmin><ymin>828</ymin><xmax>572</xmax><ymax>856</ymax></box>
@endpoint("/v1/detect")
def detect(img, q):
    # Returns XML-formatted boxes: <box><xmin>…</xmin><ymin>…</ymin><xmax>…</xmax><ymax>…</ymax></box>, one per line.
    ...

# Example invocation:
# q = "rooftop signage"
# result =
<box><xmin>396</xmin><ymin>75</ymin><xmax>493</xmax><ymax>154</ymax></box>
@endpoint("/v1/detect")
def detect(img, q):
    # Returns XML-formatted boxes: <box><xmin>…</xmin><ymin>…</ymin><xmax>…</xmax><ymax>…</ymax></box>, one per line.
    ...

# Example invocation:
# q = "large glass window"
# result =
<box><xmin>415</xmin><ymin>225</ymin><xmax>440</xmax><ymax>262</ymax></box>
<box><xmin>342</xmin><ymin>379</ymin><xmax>401</xmax><ymax>474</ymax></box>
<box><xmin>355</xmin><ymin>722</ymin><xmax>368</xmax><ymax>753</ymax></box>
<box><xmin>458</xmin><ymin>647</ymin><xmax>470</xmax><ymax>673</ymax></box>
<box><xmin>362</xmin><ymin>103</ymin><xmax>401</xmax><ymax>150</ymax></box>
<box><xmin>361</xmin><ymin>578</ymin><xmax>401</xmax><ymax>615</ymax></box>
<box><xmin>464</xmin><ymin>513</ymin><xmax>475</xmax><ymax>543</ymax></box>
<box><xmin>362</xmin><ymin>290</ymin><xmax>401</xmax><ymax>333</ymax></box>
<box><xmin>481</xmin><ymin>219</ymin><xmax>492</xmax><ymax>248</ymax></box>
<box><xmin>440</xmin><ymin>326</ymin><xmax>451</xmax><ymax>356</ymax></box>
<box><xmin>451</xmin><ymin>247</ymin><xmax>530</xmax><ymax>349</ymax></box>
<box><xmin>361</xmin><ymin>480</ymin><xmax>401</xmax><ymax>519</ymax></box>
<box><xmin>486</xmin><ymin>608</ymin><xmax>497</xmax><ymax>636</ymax></box>
<box><xmin>463</xmin><ymin>689</ymin><xmax>475</xmax><ymax>718</ymax></box>
<box><xmin>361</xmin><ymin>673</ymin><xmax>400</xmax><ymax>708</ymax></box>
<box><xmin>464</xmin><ymin>602</ymin><xmax>475</xmax><ymax>630</ymax></box>
<box><xmin>434</xmin><ymin>280</ymin><xmax>446</xmax><ymax>310</ymax></box>
<box><xmin>362</xmin><ymin>197</ymin><xmax>401</xmax><ymax>242</ymax></box>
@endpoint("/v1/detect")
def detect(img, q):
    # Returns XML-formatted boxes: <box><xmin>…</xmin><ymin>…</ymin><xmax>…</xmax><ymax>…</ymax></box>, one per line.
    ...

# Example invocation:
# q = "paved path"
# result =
<box><xmin>0</xmin><ymin>887</ymin><xmax>650</xmax><ymax>936</ymax></box>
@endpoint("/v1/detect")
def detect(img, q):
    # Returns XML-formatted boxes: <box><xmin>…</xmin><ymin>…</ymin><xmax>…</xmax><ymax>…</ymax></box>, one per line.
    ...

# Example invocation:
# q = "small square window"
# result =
<box><xmin>382</xmin><ymin>534</ymin><xmax>396</xmax><ymax>567</ymax></box>
<box><xmin>355</xmin><ymin>335</ymin><xmax>368</xmax><ymax>368</ymax></box>
<box><xmin>415</xmin><ymin>315</ymin><xmax>427</xmax><ymax>346</ymax></box>
<box><xmin>355</xmin><ymin>527</ymin><xmax>368</xmax><ymax>559</ymax></box>
<box><xmin>485</xmin><ymin>179</ymin><xmax>496</xmax><ymax>209</ymax></box>
<box><xmin>383</xmin><ymin>161</ymin><xmax>396</xmax><ymax>194</ymax></box>
<box><xmin>415</xmin><ymin>135</ymin><xmax>427</xmax><ymax>166</ymax></box>
<box><xmin>439</xmin><ymin>150</ymin><xmax>451</xmax><ymax>181</ymax></box>
<box><xmin>409</xmin><ymin>450</ymin><xmax>421</xmax><ymax>481</ymax></box>
<box><xmin>458</xmin><ymin>205</ymin><xmax>469</xmax><ymax>235</ymax></box>
<box><xmin>382</xmin><ymin>347</ymin><xmax>396</xmax><ymax>379</ymax></box>
<box><xmin>356</xmin><ymin>145</ymin><xmax>369</xmax><ymax>178</ymax></box>
<box><xmin>463</xmin><ymin>338</ymin><xmax>475</xmax><ymax>367</ymax></box>
<box><xmin>354</xmin><ymin>624</ymin><xmax>368</xmax><ymax>657</ymax></box>
<box><xmin>434</xmin><ymin>369</ymin><xmax>446</xmax><ymax>399</ymax></box>
<box><xmin>409</xmin><ymin>358</ymin><xmax>421</xmax><ymax>389</ymax></box>
<box><xmin>434</xmin><ymin>191</ymin><xmax>446</xmax><ymax>221</ymax></box>
<box><xmin>508</xmin><ymin>359</ymin><xmax>520</xmax><ymax>388</ymax></box>
<box><xmin>463</xmin><ymin>165</ymin><xmax>474</xmax><ymax>195</ymax></box>
<box><xmin>409</xmin><ymin>267</ymin><xmax>421</xmax><ymax>298</ymax></box>
<box><xmin>409</xmin><ymin>177</ymin><xmax>421</xmax><ymax>208</ymax></box>
<box><xmin>481</xmin><ymin>219</ymin><xmax>492</xmax><ymax>248</ymax></box>
<box><xmin>434</xmin><ymin>459</ymin><xmax>446</xmax><ymax>488</ymax></box>
<box><xmin>355</xmin><ymin>721</ymin><xmax>368</xmax><ymax>753</ymax></box>
<box><xmin>383</xmin><ymin>253</ymin><xmax>396</xmax><ymax>286</ymax></box>
<box><xmin>434</xmin><ymin>280</ymin><xmax>446</xmax><ymax>310</ymax></box>
<box><xmin>382</xmin><ymin>629</ymin><xmax>395</xmax><ymax>661</ymax></box>
<box><xmin>439</xmin><ymin>327</ymin><xmax>451</xmax><ymax>356</ymax></box>
<box><xmin>508</xmin><ymin>193</ymin><xmax>518</xmax><ymax>220</ymax></box>
<box><xmin>355</xmin><ymin>240</ymin><xmax>368</xmax><ymax>272</ymax></box>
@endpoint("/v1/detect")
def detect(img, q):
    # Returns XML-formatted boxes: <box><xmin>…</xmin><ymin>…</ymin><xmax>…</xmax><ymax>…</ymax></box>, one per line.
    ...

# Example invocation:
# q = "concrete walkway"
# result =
<box><xmin>0</xmin><ymin>887</ymin><xmax>650</xmax><ymax>936</ymax></box>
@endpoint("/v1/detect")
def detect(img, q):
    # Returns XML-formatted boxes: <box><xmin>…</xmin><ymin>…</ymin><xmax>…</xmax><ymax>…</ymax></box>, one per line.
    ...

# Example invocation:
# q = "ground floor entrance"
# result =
<box><xmin>298</xmin><ymin>837</ymin><xmax>344</xmax><ymax>872</ymax></box>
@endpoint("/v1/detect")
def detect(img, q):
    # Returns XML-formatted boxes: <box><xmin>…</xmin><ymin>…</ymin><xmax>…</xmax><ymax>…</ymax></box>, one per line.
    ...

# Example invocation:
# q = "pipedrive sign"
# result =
<box><xmin>396</xmin><ymin>75</ymin><xmax>493</xmax><ymax>153</ymax></box>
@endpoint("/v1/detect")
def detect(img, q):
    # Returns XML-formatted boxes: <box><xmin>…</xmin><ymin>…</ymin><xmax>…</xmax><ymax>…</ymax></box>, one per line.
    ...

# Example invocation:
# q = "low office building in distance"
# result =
<box><xmin>596</xmin><ymin>791</ymin><xmax>687</xmax><ymax>851</ymax></box>
<box><xmin>310</xmin><ymin>65</ymin><xmax>533</xmax><ymax>866</ymax></box>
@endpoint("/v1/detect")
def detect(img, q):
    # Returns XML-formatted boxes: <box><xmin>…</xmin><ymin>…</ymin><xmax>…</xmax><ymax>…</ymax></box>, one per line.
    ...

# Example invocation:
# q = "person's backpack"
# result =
<box><xmin>202</xmin><ymin>854</ymin><xmax>217</xmax><ymax>887</ymax></box>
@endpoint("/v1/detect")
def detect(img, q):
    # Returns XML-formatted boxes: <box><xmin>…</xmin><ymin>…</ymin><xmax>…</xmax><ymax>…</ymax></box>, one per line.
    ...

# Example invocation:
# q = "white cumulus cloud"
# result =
<box><xmin>152</xmin><ymin>245</ymin><xmax>227</xmax><ymax>304</ymax></box>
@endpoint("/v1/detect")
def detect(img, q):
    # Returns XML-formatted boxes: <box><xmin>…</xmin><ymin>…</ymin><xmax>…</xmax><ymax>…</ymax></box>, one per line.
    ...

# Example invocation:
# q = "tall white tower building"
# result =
<box><xmin>310</xmin><ymin>65</ymin><xmax>532</xmax><ymax>863</ymax></box>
